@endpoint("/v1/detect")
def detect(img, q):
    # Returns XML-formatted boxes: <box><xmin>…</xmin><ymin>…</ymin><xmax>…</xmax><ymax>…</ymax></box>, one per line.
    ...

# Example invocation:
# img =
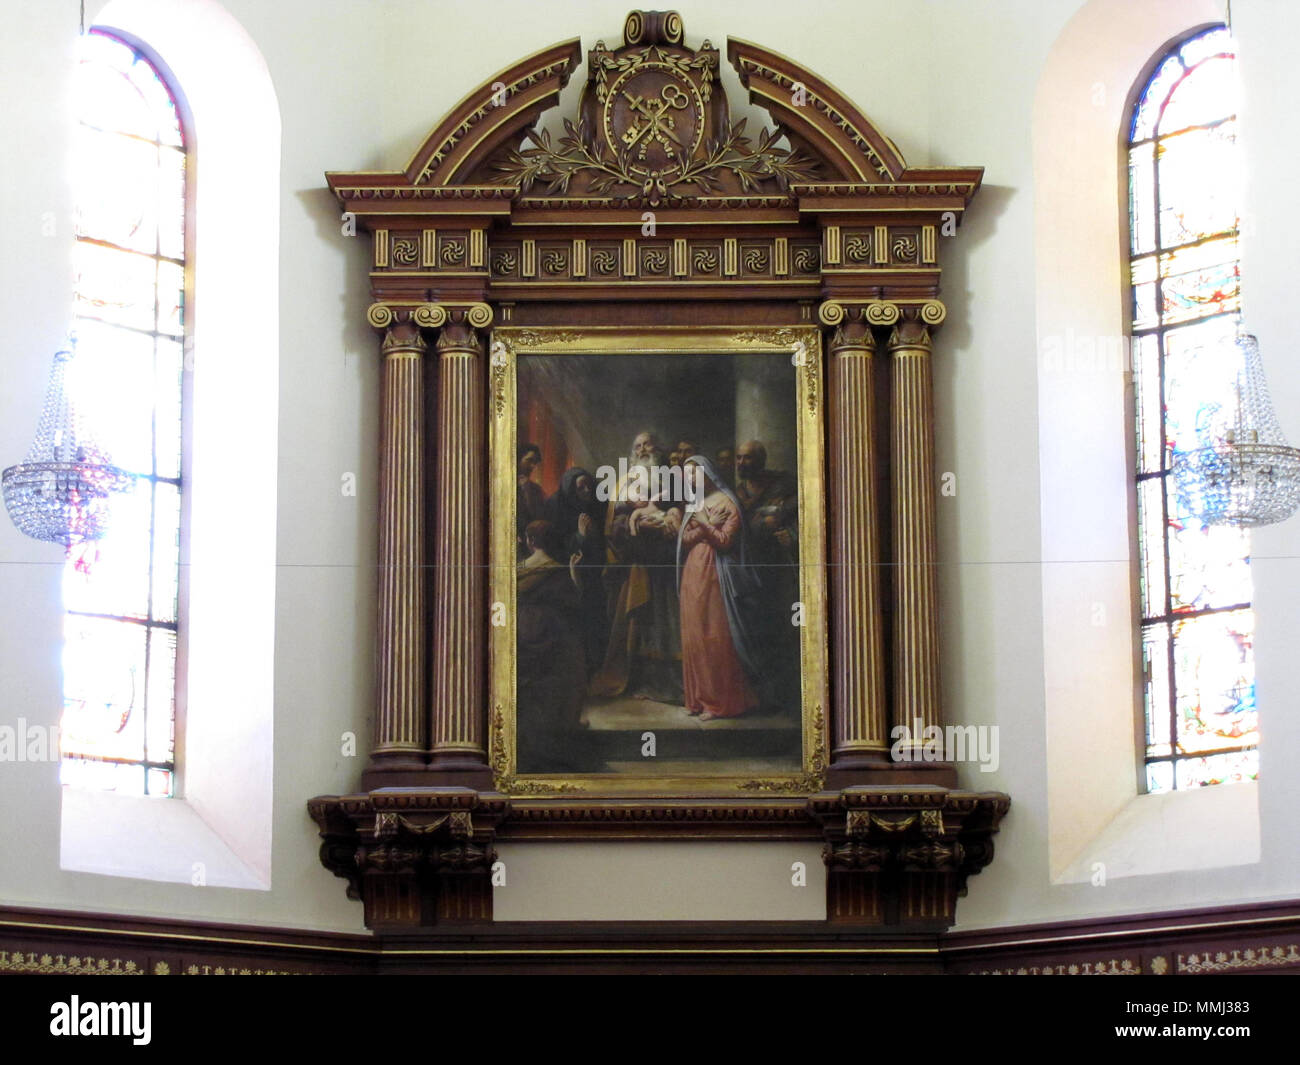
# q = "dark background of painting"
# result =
<box><xmin>517</xmin><ymin>352</ymin><xmax>797</xmax><ymax>496</ymax></box>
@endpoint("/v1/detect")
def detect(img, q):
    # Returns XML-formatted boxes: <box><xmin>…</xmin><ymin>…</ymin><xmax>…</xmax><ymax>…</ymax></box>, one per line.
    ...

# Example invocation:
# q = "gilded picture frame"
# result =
<box><xmin>488</xmin><ymin>326</ymin><xmax>828</xmax><ymax>796</ymax></box>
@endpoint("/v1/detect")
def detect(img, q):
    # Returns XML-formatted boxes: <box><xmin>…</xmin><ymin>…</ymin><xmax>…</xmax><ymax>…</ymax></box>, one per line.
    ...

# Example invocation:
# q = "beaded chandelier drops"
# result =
<box><xmin>1173</xmin><ymin>333</ymin><xmax>1300</xmax><ymax>527</ymax></box>
<box><xmin>2</xmin><ymin>342</ymin><xmax>134</xmax><ymax>547</ymax></box>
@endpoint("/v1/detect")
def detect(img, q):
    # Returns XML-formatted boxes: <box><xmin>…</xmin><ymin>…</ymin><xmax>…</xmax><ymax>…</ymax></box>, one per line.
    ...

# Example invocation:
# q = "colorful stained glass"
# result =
<box><xmin>63</xmin><ymin>29</ymin><xmax>186</xmax><ymax>797</ymax></box>
<box><xmin>1145</xmin><ymin>760</ymin><xmax>1174</xmax><ymax>793</ymax></box>
<box><xmin>68</xmin><ymin>318</ymin><xmax>157</xmax><ymax>475</ymax></box>
<box><xmin>1156</xmin><ymin>123</ymin><xmax>1238</xmax><ymax>247</ymax></box>
<box><xmin>73</xmin><ymin>240</ymin><xmax>161</xmax><ymax>332</ymax></box>
<box><xmin>1128</xmin><ymin>142</ymin><xmax>1156</xmax><ymax>256</ymax></box>
<box><xmin>1130</xmin><ymin>255</ymin><xmax>1157</xmax><ymax>331</ymax></box>
<box><xmin>1159</xmin><ymin>57</ymin><xmax>1237</xmax><ymax>137</ymax></box>
<box><xmin>1166</xmin><ymin>495</ymin><xmax>1251</xmax><ymax>614</ymax></box>
<box><xmin>151</xmin><ymin>483</ymin><xmax>181</xmax><ymax>623</ymax></box>
<box><xmin>1164</xmin><ymin>315</ymin><xmax>1242</xmax><ymax>461</ymax></box>
<box><xmin>1129</xmin><ymin>26</ymin><xmax>1255</xmax><ymax>792</ymax></box>
<box><xmin>1132</xmin><ymin>334</ymin><xmax>1162</xmax><ymax>473</ymax></box>
<box><xmin>61</xmin><ymin>482</ymin><xmax>151</xmax><ymax>620</ymax></box>
<box><xmin>146</xmin><ymin>628</ymin><xmax>177</xmax><ymax>768</ymax></box>
<box><xmin>1142</xmin><ymin>622</ymin><xmax>1172</xmax><ymax>758</ymax></box>
<box><xmin>60</xmin><ymin>614</ymin><xmax>148</xmax><ymax>765</ymax></box>
<box><xmin>1171</xmin><ymin>609</ymin><xmax>1256</xmax><ymax>754</ymax></box>
<box><xmin>154</xmin><ymin>339</ymin><xmax>183</xmax><ymax>480</ymax></box>
<box><xmin>1160</xmin><ymin>254</ymin><xmax>1240</xmax><ymax>324</ymax></box>
<box><xmin>1132</xmin><ymin>54</ymin><xmax>1183</xmax><ymax>141</ymax></box>
<box><xmin>1136</xmin><ymin>476</ymin><xmax>1167</xmax><ymax>610</ymax></box>
<box><xmin>1178</xmin><ymin>27</ymin><xmax>1234</xmax><ymax>69</ymax></box>
<box><xmin>1175</xmin><ymin>749</ymin><xmax>1257</xmax><ymax>789</ymax></box>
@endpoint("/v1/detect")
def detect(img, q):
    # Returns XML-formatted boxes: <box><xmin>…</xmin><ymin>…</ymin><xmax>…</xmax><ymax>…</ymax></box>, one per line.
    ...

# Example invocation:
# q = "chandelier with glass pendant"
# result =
<box><xmin>1173</xmin><ymin>331</ymin><xmax>1300</xmax><ymax>527</ymax></box>
<box><xmin>2</xmin><ymin>338</ymin><xmax>134</xmax><ymax>547</ymax></box>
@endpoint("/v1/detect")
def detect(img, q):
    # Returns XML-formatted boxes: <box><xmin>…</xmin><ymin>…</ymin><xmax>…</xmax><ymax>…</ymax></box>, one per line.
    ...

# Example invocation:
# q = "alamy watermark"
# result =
<box><xmin>890</xmin><ymin>718</ymin><xmax>999</xmax><ymax>773</ymax></box>
<box><xmin>0</xmin><ymin>718</ymin><xmax>59</xmax><ymax>761</ymax></box>
<box><xmin>50</xmin><ymin>996</ymin><xmax>151</xmax><ymax>1045</ymax></box>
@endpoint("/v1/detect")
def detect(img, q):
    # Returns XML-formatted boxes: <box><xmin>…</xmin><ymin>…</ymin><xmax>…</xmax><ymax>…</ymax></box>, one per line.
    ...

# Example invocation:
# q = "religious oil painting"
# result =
<box><xmin>489</xmin><ymin>328</ymin><xmax>828</xmax><ymax>794</ymax></box>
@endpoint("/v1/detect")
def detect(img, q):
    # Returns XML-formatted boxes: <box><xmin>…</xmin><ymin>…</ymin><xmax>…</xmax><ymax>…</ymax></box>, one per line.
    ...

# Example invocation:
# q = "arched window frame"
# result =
<box><xmin>1124</xmin><ymin>24</ymin><xmax>1258</xmax><ymax>794</ymax></box>
<box><xmin>62</xmin><ymin>26</ymin><xmax>194</xmax><ymax>799</ymax></box>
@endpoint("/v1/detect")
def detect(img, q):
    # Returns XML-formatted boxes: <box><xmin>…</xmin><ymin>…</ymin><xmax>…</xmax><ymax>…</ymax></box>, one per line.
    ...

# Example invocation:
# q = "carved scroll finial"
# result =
<box><xmin>624</xmin><ymin>10</ymin><xmax>683</xmax><ymax>47</ymax></box>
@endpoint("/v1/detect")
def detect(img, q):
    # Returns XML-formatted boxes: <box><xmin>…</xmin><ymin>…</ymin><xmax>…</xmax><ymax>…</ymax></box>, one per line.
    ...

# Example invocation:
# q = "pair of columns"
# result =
<box><xmin>367</xmin><ymin>302</ymin><xmax>491</xmax><ymax>785</ymax></box>
<box><xmin>364</xmin><ymin>296</ymin><xmax>948</xmax><ymax>788</ymax></box>
<box><xmin>822</xmin><ymin>299</ymin><xmax>947</xmax><ymax>771</ymax></box>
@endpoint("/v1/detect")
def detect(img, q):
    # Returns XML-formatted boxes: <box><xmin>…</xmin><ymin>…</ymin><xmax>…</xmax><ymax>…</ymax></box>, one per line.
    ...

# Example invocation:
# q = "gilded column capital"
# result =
<box><xmin>886</xmin><ymin>302</ymin><xmax>946</xmax><ymax>353</ymax></box>
<box><xmin>887</xmin><ymin>320</ymin><xmax>934</xmax><ymax>354</ymax></box>
<box><xmin>819</xmin><ymin>299</ymin><xmax>946</xmax><ymax>334</ymax></box>
<box><xmin>427</xmin><ymin>301</ymin><xmax>493</xmax><ymax>331</ymax></box>
<box><xmin>817</xmin><ymin>299</ymin><xmax>900</xmax><ymax>328</ymax></box>
<box><xmin>827</xmin><ymin>320</ymin><xmax>876</xmax><ymax>358</ymax></box>
<box><xmin>366</xmin><ymin>301</ymin><xmax>493</xmax><ymax>332</ymax></box>
<box><xmin>380</xmin><ymin>322</ymin><xmax>427</xmax><ymax>358</ymax></box>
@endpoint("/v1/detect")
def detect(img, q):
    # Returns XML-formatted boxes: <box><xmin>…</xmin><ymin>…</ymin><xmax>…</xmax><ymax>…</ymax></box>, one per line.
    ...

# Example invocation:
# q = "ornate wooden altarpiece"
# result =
<box><xmin>309</xmin><ymin>10</ymin><xmax>1009</xmax><ymax>932</ymax></box>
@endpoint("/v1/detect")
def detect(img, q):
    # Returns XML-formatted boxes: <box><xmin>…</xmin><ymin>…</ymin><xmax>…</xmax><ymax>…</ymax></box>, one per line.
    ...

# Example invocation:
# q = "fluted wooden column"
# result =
<box><xmin>368</xmin><ymin>319</ymin><xmax>428</xmax><ymax>780</ymax></box>
<box><xmin>428</xmin><ymin>313</ymin><xmax>492</xmax><ymax>782</ymax></box>
<box><xmin>824</xmin><ymin>309</ymin><xmax>889</xmax><ymax>766</ymax></box>
<box><xmin>888</xmin><ymin>303</ymin><xmax>946</xmax><ymax>749</ymax></box>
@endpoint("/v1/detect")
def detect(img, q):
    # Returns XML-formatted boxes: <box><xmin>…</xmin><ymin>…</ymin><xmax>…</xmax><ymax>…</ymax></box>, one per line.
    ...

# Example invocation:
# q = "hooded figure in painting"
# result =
<box><xmin>674</xmin><ymin>454</ymin><xmax>765</xmax><ymax>720</ymax></box>
<box><xmin>544</xmin><ymin>467</ymin><xmax>609</xmax><ymax>677</ymax></box>
<box><xmin>516</xmin><ymin>520</ymin><xmax>588</xmax><ymax>771</ymax></box>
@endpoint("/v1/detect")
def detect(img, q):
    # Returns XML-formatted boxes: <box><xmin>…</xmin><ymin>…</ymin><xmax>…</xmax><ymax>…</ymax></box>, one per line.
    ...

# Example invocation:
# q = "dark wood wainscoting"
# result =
<box><xmin>2</xmin><ymin>900</ymin><xmax>1298</xmax><ymax>975</ymax></box>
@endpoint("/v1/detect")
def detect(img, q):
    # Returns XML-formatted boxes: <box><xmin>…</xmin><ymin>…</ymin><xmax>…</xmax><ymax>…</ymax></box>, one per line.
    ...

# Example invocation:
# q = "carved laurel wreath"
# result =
<box><xmin>495</xmin><ymin>117</ymin><xmax>821</xmax><ymax>201</ymax></box>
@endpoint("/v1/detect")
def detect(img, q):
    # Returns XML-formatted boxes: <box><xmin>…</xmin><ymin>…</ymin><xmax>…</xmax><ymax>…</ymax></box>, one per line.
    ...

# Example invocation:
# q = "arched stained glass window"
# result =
<box><xmin>1128</xmin><ymin>25</ymin><xmax>1256</xmax><ymax>793</ymax></box>
<box><xmin>60</xmin><ymin>29</ymin><xmax>188</xmax><ymax>797</ymax></box>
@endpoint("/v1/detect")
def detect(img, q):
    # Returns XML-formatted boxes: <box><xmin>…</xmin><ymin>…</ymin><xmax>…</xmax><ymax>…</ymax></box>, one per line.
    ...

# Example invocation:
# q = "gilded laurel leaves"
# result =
<box><xmin>593</xmin><ymin>45</ymin><xmax>716</xmax><ymax>105</ymax></box>
<box><xmin>677</xmin><ymin>120</ymin><xmax>820</xmax><ymax>196</ymax></box>
<box><xmin>494</xmin><ymin>116</ymin><xmax>820</xmax><ymax>201</ymax></box>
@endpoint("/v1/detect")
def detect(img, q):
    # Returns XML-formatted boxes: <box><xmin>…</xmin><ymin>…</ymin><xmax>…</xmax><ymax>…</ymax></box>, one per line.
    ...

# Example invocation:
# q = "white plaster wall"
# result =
<box><xmin>0</xmin><ymin>0</ymin><xmax>1297</xmax><ymax>933</ymax></box>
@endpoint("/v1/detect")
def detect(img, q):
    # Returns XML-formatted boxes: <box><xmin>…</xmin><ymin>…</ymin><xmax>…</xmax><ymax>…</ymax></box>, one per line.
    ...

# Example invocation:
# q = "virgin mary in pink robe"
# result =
<box><xmin>675</xmin><ymin>455</ymin><xmax>764</xmax><ymax>720</ymax></box>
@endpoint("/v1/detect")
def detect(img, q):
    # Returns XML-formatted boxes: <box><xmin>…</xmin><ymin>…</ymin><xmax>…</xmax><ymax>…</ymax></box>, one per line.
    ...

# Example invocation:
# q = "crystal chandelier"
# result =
<box><xmin>2</xmin><ymin>341</ymin><xmax>134</xmax><ymax>547</ymax></box>
<box><xmin>1173</xmin><ymin>332</ymin><xmax>1300</xmax><ymax>527</ymax></box>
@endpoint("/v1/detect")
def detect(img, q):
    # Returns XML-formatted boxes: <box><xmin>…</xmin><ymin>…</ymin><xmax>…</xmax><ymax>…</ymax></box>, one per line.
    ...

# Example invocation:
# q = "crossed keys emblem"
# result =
<box><xmin>619</xmin><ymin>83</ymin><xmax>691</xmax><ymax>160</ymax></box>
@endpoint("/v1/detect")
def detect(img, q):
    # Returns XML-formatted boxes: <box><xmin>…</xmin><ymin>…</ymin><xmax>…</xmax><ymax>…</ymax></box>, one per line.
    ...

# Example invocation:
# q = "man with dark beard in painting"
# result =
<box><xmin>589</xmin><ymin>431</ymin><xmax>684</xmax><ymax>704</ymax></box>
<box><xmin>516</xmin><ymin>442</ymin><xmax>545</xmax><ymax>560</ymax></box>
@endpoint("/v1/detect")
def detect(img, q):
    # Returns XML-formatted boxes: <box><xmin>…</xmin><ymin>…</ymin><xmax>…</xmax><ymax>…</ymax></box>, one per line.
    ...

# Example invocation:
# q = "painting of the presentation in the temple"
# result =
<box><xmin>504</xmin><ymin>347</ymin><xmax>816</xmax><ymax>781</ymax></box>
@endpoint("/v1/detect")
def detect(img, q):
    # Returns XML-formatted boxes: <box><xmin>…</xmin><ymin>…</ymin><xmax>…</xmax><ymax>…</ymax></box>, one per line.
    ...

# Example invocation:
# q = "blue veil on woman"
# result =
<box><xmin>674</xmin><ymin>453</ymin><xmax>767</xmax><ymax>686</ymax></box>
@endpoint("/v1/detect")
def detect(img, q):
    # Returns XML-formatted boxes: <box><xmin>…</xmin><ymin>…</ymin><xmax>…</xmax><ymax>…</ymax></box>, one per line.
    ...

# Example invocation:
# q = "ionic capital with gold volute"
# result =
<box><xmin>817</xmin><ymin>298</ymin><xmax>946</xmax><ymax>331</ymax></box>
<box><xmin>366</xmin><ymin>301</ymin><xmax>494</xmax><ymax>333</ymax></box>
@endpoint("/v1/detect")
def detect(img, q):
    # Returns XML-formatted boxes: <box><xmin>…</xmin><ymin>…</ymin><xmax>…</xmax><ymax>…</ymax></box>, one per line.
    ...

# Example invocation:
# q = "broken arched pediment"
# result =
<box><xmin>330</xmin><ymin>9</ymin><xmax>975</xmax><ymax>209</ymax></box>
